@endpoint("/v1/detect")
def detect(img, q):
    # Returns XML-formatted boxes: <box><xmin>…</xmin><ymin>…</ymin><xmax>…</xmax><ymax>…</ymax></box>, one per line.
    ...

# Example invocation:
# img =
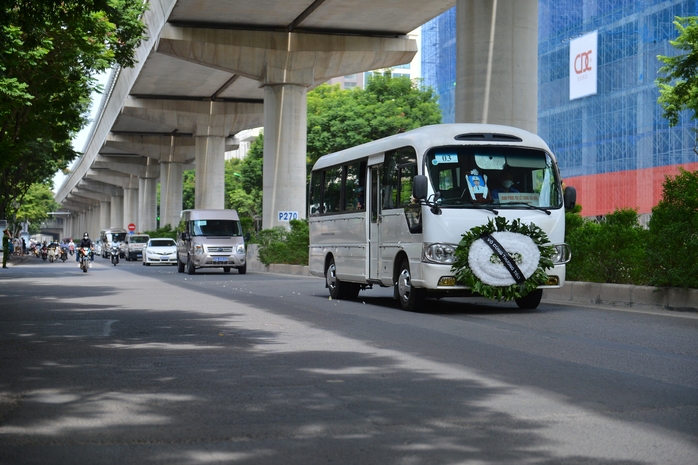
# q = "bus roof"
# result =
<box><xmin>311</xmin><ymin>123</ymin><xmax>555</xmax><ymax>171</ymax></box>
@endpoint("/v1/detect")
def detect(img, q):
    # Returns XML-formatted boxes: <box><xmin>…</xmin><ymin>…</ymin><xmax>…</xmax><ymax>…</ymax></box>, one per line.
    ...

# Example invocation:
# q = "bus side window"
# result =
<box><xmin>309</xmin><ymin>171</ymin><xmax>323</xmax><ymax>216</ymax></box>
<box><xmin>324</xmin><ymin>166</ymin><xmax>342</xmax><ymax>213</ymax></box>
<box><xmin>344</xmin><ymin>161</ymin><xmax>366</xmax><ymax>212</ymax></box>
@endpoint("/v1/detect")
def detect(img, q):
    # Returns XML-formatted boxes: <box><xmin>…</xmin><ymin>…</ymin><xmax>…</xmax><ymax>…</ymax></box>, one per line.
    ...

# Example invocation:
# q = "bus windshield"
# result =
<box><xmin>425</xmin><ymin>146</ymin><xmax>563</xmax><ymax>209</ymax></box>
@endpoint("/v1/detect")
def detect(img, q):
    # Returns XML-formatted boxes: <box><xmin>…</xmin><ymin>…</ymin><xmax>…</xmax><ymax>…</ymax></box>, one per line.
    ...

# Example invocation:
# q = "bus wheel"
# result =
<box><xmin>326</xmin><ymin>258</ymin><xmax>347</xmax><ymax>300</ymax></box>
<box><xmin>515</xmin><ymin>289</ymin><xmax>543</xmax><ymax>309</ymax></box>
<box><xmin>396</xmin><ymin>259</ymin><xmax>424</xmax><ymax>312</ymax></box>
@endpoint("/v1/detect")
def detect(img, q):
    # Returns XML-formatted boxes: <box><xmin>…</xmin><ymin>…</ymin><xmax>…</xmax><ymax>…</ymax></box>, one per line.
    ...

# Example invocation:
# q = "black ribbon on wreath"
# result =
<box><xmin>480</xmin><ymin>232</ymin><xmax>526</xmax><ymax>284</ymax></box>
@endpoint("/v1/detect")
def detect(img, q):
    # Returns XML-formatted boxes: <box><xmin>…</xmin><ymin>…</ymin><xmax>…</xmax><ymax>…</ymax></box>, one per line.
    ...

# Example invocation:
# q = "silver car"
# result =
<box><xmin>143</xmin><ymin>238</ymin><xmax>177</xmax><ymax>266</ymax></box>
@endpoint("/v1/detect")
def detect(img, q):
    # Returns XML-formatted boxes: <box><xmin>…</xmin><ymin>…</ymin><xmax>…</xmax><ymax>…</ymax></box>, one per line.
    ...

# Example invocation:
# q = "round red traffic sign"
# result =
<box><xmin>128</xmin><ymin>223</ymin><xmax>136</xmax><ymax>232</ymax></box>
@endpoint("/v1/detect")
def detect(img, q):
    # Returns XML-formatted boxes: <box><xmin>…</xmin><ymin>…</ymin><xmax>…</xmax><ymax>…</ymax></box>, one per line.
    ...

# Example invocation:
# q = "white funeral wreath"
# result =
<box><xmin>452</xmin><ymin>217</ymin><xmax>556</xmax><ymax>301</ymax></box>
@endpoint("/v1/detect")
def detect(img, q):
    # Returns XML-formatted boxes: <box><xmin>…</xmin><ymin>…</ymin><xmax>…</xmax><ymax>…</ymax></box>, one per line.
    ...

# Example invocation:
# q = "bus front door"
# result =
<box><xmin>369</xmin><ymin>166</ymin><xmax>381</xmax><ymax>281</ymax></box>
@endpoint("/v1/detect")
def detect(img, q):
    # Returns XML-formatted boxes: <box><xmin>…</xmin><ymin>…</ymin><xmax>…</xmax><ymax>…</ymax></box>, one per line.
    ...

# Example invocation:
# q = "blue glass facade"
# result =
<box><xmin>422</xmin><ymin>1</ymin><xmax>698</xmax><ymax>181</ymax></box>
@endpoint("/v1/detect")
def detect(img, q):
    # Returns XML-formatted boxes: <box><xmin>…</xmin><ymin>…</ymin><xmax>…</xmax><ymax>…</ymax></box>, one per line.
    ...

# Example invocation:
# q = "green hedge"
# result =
<box><xmin>565</xmin><ymin>169</ymin><xmax>697</xmax><ymax>289</ymax></box>
<box><xmin>646</xmin><ymin>168</ymin><xmax>698</xmax><ymax>288</ymax></box>
<box><xmin>255</xmin><ymin>219</ymin><xmax>309</xmax><ymax>266</ymax></box>
<box><xmin>565</xmin><ymin>208</ymin><xmax>651</xmax><ymax>285</ymax></box>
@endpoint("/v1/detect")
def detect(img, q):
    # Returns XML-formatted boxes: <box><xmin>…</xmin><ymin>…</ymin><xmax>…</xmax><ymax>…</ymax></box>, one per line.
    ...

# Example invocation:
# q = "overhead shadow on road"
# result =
<box><xmin>0</xmin><ymin>261</ymin><xmax>692</xmax><ymax>464</ymax></box>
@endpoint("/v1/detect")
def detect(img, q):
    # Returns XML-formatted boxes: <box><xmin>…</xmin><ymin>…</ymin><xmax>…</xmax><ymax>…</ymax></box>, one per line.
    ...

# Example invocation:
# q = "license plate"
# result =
<box><xmin>213</xmin><ymin>257</ymin><xmax>227</xmax><ymax>263</ymax></box>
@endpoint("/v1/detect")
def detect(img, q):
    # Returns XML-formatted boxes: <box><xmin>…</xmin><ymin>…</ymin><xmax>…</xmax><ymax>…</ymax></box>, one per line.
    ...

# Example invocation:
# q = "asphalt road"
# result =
<box><xmin>1</xmin><ymin>255</ymin><xmax>697</xmax><ymax>465</ymax></box>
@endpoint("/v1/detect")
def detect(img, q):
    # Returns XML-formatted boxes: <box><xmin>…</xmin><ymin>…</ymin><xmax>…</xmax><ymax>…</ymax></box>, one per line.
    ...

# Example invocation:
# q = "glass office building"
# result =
<box><xmin>422</xmin><ymin>1</ymin><xmax>698</xmax><ymax>218</ymax></box>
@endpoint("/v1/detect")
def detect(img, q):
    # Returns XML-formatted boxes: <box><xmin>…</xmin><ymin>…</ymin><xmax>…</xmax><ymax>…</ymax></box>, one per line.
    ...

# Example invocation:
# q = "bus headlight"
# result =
<box><xmin>422</xmin><ymin>243</ymin><xmax>457</xmax><ymax>264</ymax></box>
<box><xmin>551</xmin><ymin>243</ymin><xmax>571</xmax><ymax>264</ymax></box>
<box><xmin>236</xmin><ymin>243</ymin><xmax>245</xmax><ymax>255</ymax></box>
<box><xmin>194</xmin><ymin>243</ymin><xmax>204</xmax><ymax>255</ymax></box>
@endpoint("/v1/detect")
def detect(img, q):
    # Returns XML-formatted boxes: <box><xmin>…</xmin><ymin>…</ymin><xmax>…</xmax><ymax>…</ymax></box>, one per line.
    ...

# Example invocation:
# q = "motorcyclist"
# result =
<box><xmin>77</xmin><ymin>232</ymin><xmax>94</xmax><ymax>268</ymax></box>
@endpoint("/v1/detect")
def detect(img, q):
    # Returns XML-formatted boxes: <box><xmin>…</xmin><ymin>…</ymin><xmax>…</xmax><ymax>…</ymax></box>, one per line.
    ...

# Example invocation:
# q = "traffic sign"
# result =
<box><xmin>128</xmin><ymin>223</ymin><xmax>136</xmax><ymax>232</ymax></box>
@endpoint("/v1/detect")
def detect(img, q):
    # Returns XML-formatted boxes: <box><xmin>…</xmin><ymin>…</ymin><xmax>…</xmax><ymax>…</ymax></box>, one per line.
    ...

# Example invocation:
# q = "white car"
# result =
<box><xmin>142</xmin><ymin>238</ymin><xmax>177</xmax><ymax>266</ymax></box>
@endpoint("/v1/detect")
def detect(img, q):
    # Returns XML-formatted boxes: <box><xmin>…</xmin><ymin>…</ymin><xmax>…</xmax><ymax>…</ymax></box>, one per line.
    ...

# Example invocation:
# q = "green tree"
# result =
<box><xmin>227</xmin><ymin>134</ymin><xmax>264</xmax><ymax>227</ymax></box>
<box><xmin>656</xmin><ymin>16</ymin><xmax>698</xmax><ymax>129</ymax></box>
<box><xmin>14</xmin><ymin>183</ymin><xmax>59</xmax><ymax>236</ymax></box>
<box><xmin>646</xmin><ymin>168</ymin><xmax>698</xmax><ymax>288</ymax></box>
<box><xmin>0</xmin><ymin>0</ymin><xmax>147</xmax><ymax>219</ymax></box>
<box><xmin>182</xmin><ymin>169</ymin><xmax>195</xmax><ymax>210</ymax></box>
<box><xmin>306</xmin><ymin>72</ymin><xmax>442</xmax><ymax>167</ymax></box>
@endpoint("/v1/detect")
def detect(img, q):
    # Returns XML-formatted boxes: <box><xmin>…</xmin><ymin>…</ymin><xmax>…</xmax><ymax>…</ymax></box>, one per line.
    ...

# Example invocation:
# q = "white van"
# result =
<box><xmin>100</xmin><ymin>228</ymin><xmax>127</xmax><ymax>258</ymax></box>
<box><xmin>124</xmin><ymin>233</ymin><xmax>150</xmax><ymax>261</ymax></box>
<box><xmin>177</xmin><ymin>209</ymin><xmax>247</xmax><ymax>275</ymax></box>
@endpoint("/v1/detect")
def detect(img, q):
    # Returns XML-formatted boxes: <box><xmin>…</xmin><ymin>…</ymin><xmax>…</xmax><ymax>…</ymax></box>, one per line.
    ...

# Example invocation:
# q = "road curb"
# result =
<box><xmin>543</xmin><ymin>281</ymin><xmax>698</xmax><ymax>312</ymax></box>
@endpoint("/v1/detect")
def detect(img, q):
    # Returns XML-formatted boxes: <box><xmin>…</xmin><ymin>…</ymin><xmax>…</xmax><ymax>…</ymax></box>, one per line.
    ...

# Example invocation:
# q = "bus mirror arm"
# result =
<box><xmin>428</xmin><ymin>192</ymin><xmax>442</xmax><ymax>215</ymax></box>
<box><xmin>413</xmin><ymin>174</ymin><xmax>442</xmax><ymax>215</ymax></box>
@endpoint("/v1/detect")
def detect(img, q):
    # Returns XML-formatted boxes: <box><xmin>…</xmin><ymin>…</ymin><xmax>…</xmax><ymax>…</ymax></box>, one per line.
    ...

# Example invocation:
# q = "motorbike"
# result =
<box><xmin>40</xmin><ymin>246</ymin><xmax>48</xmax><ymax>261</ymax></box>
<box><xmin>60</xmin><ymin>247</ymin><xmax>68</xmax><ymax>262</ymax></box>
<box><xmin>47</xmin><ymin>246</ymin><xmax>58</xmax><ymax>263</ymax></box>
<box><xmin>110</xmin><ymin>243</ymin><xmax>120</xmax><ymax>266</ymax></box>
<box><xmin>78</xmin><ymin>247</ymin><xmax>91</xmax><ymax>273</ymax></box>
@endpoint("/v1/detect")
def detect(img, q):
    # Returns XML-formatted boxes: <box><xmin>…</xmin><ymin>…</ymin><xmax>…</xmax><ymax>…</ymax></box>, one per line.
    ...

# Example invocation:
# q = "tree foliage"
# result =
<box><xmin>306</xmin><ymin>72</ymin><xmax>442</xmax><ymax>167</ymax></box>
<box><xmin>13</xmin><ymin>182</ymin><xmax>59</xmax><ymax>235</ymax></box>
<box><xmin>656</xmin><ymin>16</ymin><xmax>698</xmax><ymax>127</ymax></box>
<box><xmin>0</xmin><ymin>0</ymin><xmax>147</xmax><ymax>220</ymax></box>
<box><xmin>256</xmin><ymin>219</ymin><xmax>309</xmax><ymax>266</ymax></box>
<box><xmin>227</xmin><ymin>134</ymin><xmax>264</xmax><ymax>225</ymax></box>
<box><xmin>646</xmin><ymin>168</ymin><xmax>698</xmax><ymax>288</ymax></box>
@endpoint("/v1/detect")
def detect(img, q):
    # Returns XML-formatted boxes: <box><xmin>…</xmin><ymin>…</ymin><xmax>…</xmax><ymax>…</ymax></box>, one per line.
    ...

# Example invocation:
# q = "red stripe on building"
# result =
<box><xmin>564</xmin><ymin>163</ymin><xmax>698</xmax><ymax>217</ymax></box>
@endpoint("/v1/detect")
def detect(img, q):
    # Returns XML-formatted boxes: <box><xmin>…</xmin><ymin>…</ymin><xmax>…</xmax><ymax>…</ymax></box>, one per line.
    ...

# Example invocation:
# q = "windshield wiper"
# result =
<box><xmin>499</xmin><ymin>202</ymin><xmax>552</xmax><ymax>215</ymax></box>
<box><xmin>467</xmin><ymin>203</ymin><xmax>499</xmax><ymax>215</ymax></box>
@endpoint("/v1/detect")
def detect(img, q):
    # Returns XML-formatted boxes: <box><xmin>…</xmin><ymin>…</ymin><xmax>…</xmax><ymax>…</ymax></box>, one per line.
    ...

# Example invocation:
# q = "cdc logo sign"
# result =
<box><xmin>569</xmin><ymin>30</ymin><xmax>598</xmax><ymax>100</ymax></box>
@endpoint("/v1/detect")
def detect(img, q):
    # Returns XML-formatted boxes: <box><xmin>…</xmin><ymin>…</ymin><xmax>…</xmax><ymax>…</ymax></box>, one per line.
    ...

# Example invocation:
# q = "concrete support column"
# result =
<box><xmin>100</xmin><ymin>201</ymin><xmax>111</xmax><ymax>231</ymax></box>
<box><xmin>123</xmin><ymin>186</ymin><xmax>139</xmax><ymax>231</ymax></box>
<box><xmin>262</xmin><ymin>84</ymin><xmax>308</xmax><ymax>229</ymax></box>
<box><xmin>194</xmin><ymin>134</ymin><xmax>226</xmax><ymax>209</ymax></box>
<box><xmin>76</xmin><ymin>213</ymin><xmax>85</xmax><ymax>238</ymax></box>
<box><xmin>90</xmin><ymin>205</ymin><xmax>101</xmax><ymax>239</ymax></box>
<box><xmin>139</xmin><ymin>176</ymin><xmax>158</xmax><ymax>232</ymax></box>
<box><xmin>456</xmin><ymin>0</ymin><xmax>538</xmax><ymax>132</ymax></box>
<box><xmin>160</xmin><ymin>161</ymin><xmax>183</xmax><ymax>229</ymax></box>
<box><xmin>111</xmin><ymin>195</ymin><xmax>124</xmax><ymax>229</ymax></box>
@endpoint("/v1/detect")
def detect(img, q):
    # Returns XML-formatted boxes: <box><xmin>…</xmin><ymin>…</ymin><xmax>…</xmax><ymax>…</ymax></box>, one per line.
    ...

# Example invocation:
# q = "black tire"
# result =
<box><xmin>237</xmin><ymin>263</ymin><xmax>246</xmax><ymax>275</ymax></box>
<box><xmin>326</xmin><ymin>257</ymin><xmax>353</xmax><ymax>300</ymax></box>
<box><xmin>396</xmin><ymin>258</ymin><xmax>425</xmax><ymax>312</ymax></box>
<box><xmin>223</xmin><ymin>267</ymin><xmax>231</xmax><ymax>273</ymax></box>
<box><xmin>177</xmin><ymin>257</ymin><xmax>184</xmax><ymax>273</ymax></box>
<box><xmin>186</xmin><ymin>255</ymin><xmax>196</xmax><ymax>275</ymax></box>
<box><xmin>515</xmin><ymin>289</ymin><xmax>543</xmax><ymax>309</ymax></box>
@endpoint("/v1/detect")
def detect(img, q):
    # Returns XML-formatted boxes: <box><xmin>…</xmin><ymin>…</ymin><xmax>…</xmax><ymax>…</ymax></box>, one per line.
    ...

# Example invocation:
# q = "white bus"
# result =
<box><xmin>308</xmin><ymin>123</ymin><xmax>576</xmax><ymax>311</ymax></box>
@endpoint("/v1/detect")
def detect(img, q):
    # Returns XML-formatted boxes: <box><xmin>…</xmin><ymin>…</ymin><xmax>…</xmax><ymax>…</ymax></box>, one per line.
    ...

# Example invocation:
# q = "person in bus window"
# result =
<box><xmin>492</xmin><ymin>171</ymin><xmax>519</xmax><ymax>201</ymax></box>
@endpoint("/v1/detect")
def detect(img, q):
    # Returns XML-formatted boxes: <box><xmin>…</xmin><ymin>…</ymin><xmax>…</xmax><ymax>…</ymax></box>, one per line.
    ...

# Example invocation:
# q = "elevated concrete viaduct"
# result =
<box><xmin>54</xmin><ymin>0</ymin><xmax>538</xmax><ymax>239</ymax></box>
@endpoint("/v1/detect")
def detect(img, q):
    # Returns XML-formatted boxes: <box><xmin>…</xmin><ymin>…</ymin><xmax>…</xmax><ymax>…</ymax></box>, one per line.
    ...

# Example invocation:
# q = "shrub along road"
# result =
<box><xmin>1</xmin><ymin>257</ymin><xmax>697</xmax><ymax>464</ymax></box>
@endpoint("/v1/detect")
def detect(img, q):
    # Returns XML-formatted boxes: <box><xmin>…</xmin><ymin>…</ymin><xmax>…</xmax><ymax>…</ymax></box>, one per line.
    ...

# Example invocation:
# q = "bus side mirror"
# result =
<box><xmin>181</xmin><ymin>232</ymin><xmax>190</xmax><ymax>241</ymax></box>
<box><xmin>245</xmin><ymin>233</ymin><xmax>251</xmax><ymax>241</ymax></box>
<box><xmin>564</xmin><ymin>186</ymin><xmax>577</xmax><ymax>209</ymax></box>
<box><xmin>413</xmin><ymin>175</ymin><xmax>428</xmax><ymax>200</ymax></box>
